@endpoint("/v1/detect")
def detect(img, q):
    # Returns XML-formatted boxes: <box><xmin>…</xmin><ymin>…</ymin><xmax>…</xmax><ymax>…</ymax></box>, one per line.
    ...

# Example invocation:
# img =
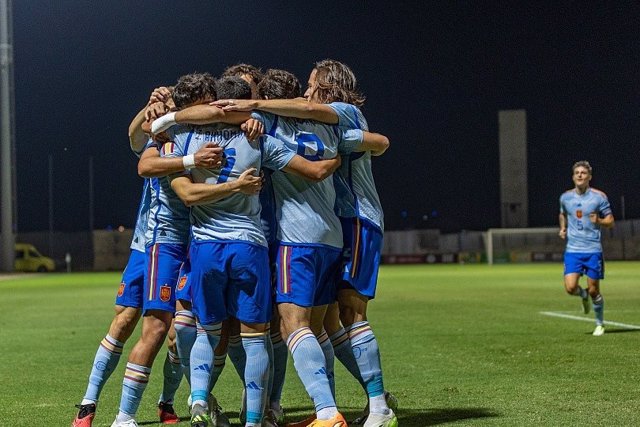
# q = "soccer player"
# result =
<box><xmin>559</xmin><ymin>160</ymin><xmax>614</xmax><ymax>336</ymax></box>
<box><xmin>108</xmin><ymin>75</ymin><xmax>219</xmax><ymax>427</ymax></box>
<box><xmin>71</xmin><ymin>104</ymin><xmax>220</xmax><ymax>427</ymax></box>
<box><xmin>215</xmin><ymin>59</ymin><xmax>397</xmax><ymax>427</ymax></box>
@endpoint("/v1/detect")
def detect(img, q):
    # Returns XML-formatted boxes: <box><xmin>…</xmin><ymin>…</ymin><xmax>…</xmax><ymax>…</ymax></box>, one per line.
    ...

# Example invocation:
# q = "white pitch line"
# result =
<box><xmin>540</xmin><ymin>311</ymin><xmax>640</xmax><ymax>330</ymax></box>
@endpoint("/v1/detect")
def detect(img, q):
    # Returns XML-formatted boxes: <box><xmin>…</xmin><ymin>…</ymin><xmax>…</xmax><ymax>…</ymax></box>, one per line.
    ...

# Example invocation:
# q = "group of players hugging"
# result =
<box><xmin>71</xmin><ymin>61</ymin><xmax>399</xmax><ymax>427</ymax></box>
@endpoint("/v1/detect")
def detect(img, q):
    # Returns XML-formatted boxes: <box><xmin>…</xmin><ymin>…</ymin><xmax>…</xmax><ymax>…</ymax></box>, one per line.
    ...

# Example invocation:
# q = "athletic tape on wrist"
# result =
<box><xmin>182</xmin><ymin>154</ymin><xmax>195</xmax><ymax>170</ymax></box>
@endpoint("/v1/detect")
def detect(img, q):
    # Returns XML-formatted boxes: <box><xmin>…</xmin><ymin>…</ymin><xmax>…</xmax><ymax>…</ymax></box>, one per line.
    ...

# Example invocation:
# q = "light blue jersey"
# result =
<box><xmin>130</xmin><ymin>140</ymin><xmax>154</xmax><ymax>252</ymax></box>
<box><xmin>329</xmin><ymin>102</ymin><xmax>384</xmax><ymax>231</ymax></box>
<box><xmin>164</xmin><ymin>124</ymin><xmax>294</xmax><ymax>246</ymax></box>
<box><xmin>130</xmin><ymin>179</ymin><xmax>152</xmax><ymax>252</ymax></box>
<box><xmin>559</xmin><ymin>187</ymin><xmax>612</xmax><ymax>253</ymax></box>
<box><xmin>255</xmin><ymin>112</ymin><xmax>364</xmax><ymax>248</ymax></box>
<box><xmin>144</xmin><ymin>143</ymin><xmax>191</xmax><ymax>246</ymax></box>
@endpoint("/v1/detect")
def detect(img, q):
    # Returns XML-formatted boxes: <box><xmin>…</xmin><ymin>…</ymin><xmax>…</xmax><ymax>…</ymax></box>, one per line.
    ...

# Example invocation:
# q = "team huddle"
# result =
<box><xmin>71</xmin><ymin>61</ymin><xmax>398</xmax><ymax>427</ymax></box>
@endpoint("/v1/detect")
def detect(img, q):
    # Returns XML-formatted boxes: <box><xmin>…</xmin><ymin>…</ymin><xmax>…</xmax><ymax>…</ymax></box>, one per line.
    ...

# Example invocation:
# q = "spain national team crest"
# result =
<box><xmin>576</xmin><ymin>209</ymin><xmax>583</xmax><ymax>218</ymax></box>
<box><xmin>177</xmin><ymin>276</ymin><xmax>187</xmax><ymax>291</ymax></box>
<box><xmin>160</xmin><ymin>285</ymin><xmax>172</xmax><ymax>302</ymax></box>
<box><xmin>117</xmin><ymin>282</ymin><xmax>126</xmax><ymax>297</ymax></box>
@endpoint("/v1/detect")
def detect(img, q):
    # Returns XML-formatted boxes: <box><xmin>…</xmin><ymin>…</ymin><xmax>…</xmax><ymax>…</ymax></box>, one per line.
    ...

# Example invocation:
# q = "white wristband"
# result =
<box><xmin>182</xmin><ymin>154</ymin><xmax>195</xmax><ymax>170</ymax></box>
<box><xmin>151</xmin><ymin>112</ymin><xmax>177</xmax><ymax>134</ymax></box>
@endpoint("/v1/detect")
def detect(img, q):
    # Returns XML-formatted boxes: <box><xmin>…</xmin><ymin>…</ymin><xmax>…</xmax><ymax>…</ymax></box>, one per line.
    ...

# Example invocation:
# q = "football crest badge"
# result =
<box><xmin>160</xmin><ymin>285</ymin><xmax>172</xmax><ymax>302</ymax></box>
<box><xmin>117</xmin><ymin>282</ymin><xmax>126</xmax><ymax>297</ymax></box>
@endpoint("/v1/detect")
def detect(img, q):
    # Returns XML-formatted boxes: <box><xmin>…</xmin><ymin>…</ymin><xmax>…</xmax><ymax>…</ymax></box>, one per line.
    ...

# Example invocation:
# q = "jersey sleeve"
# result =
<box><xmin>251</xmin><ymin>111</ymin><xmax>279</xmax><ymax>136</ymax></box>
<box><xmin>328</xmin><ymin>102</ymin><xmax>369</xmax><ymax>131</ymax></box>
<box><xmin>599</xmin><ymin>194</ymin><xmax>613</xmax><ymax>217</ymax></box>
<box><xmin>337</xmin><ymin>128</ymin><xmax>365</xmax><ymax>155</ymax></box>
<box><xmin>559</xmin><ymin>195</ymin><xmax>566</xmax><ymax>214</ymax></box>
<box><xmin>161</xmin><ymin>125</ymin><xmax>191</xmax><ymax>159</ymax></box>
<box><xmin>261</xmin><ymin>135</ymin><xmax>296</xmax><ymax>170</ymax></box>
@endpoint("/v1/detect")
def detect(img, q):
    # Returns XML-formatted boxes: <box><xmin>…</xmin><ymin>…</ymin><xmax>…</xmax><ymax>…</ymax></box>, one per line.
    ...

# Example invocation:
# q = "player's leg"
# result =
<box><xmin>266</xmin><ymin>240</ymin><xmax>287</xmax><ymax>424</ymax></box>
<box><xmin>174</xmin><ymin>299</ymin><xmax>196</xmax><ymax>386</ymax></box>
<box><xmin>187</xmin><ymin>242</ymin><xmax>226</xmax><ymax>427</ymax></box>
<box><xmin>73</xmin><ymin>250</ymin><xmax>145</xmax><ymax>427</ymax></box>
<box><xmin>586</xmin><ymin>253</ymin><xmax>606</xmax><ymax>336</ymax></box>
<box><xmin>337</xmin><ymin>218</ymin><xmax>396</xmax><ymax>427</ymax></box>
<box><xmin>157</xmin><ymin>319</ymin><xmax>182</xmax><ymax>424</ymax></box>
<box><xmin>313</xmin><ymin>305</ymin><xmax>336</xmax><ymax>398</ymax></box>
<box><xmin>227</xmin><ymin>317</ymin><xmax>246</xmax><ymax>383</ymax></box>
<box><xmin>239</xmin><ymin>322</ymin><xmax>270</xmax><ymax>427</ymax></box>
<box><xmin>268</xmin><ymin>309</ymin><xmax>287</xmax><ymax>421</ymax></box>
<box><xmin>277</xmin><ymin>245</ymin><xmax>345</xmax><ymax>425</ymax></box>
<box><xmin>226</xmin><ymin>242</ymin><xmax>272</xmax><ymax>427</ymax></box>
<box><xmin>325</xmin><ymin>302</ymin><xmax>365</xmax><ymax>392</ymax></box>
<box><xmin>112</xmin><ymin>243</ymin><xmax>183</xmax><ymax>426</ymax></box>
<box><xmin>563</xmin><ymin>252</ymin><xmax>590</xmax><ymax>314</ymax></box>
<box><xmin>339</xmin><ymin>290</ymin><xmax>396</xmax><ymax>427</ymax></box>
<box><xmin>587</xmin><ymin>277</ymin><xmax>605</xmax><ymax>335</ymax></box>
<box><xmin>114</xmin><ymin>309</ymin><xmax>174</xmax><ymax>425</ymax></box>
<box><xmin>205</xmin><ymin>321</ymin><xmax>231</xmax><ymax>427</ymax></box>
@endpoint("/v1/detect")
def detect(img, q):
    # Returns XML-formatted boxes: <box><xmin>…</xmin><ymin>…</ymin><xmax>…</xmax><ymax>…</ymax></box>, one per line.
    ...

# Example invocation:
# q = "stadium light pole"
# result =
<box><xmin>0</xmin><ymin>0</ymin><xmax>15</xmax><ymax>272</ymax></box>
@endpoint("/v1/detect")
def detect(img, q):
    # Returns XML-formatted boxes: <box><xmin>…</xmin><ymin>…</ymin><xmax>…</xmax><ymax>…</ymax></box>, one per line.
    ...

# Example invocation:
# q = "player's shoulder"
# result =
<box><xmin>560</xmin><ymin>189</ymin><xmax>575</xmax><ymax>199</ymax></box>
<box><xmin>590</xmin><ymin>187</ymin><xmax>609</xmax><ymax>200</ymax></box>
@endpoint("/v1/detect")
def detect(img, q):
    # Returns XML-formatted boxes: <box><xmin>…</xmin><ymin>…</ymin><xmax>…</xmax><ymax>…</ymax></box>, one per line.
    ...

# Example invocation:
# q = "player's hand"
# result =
<box><xmin>324</xmin><ymin>155</ymin><xmax>342</xmax><ymax>172</ymax></box>
<box><xmin>235</xmin><ymin>168</ymin><xmax>262</xmax><ymax>195</ymax></box>
<box><xmin>558</xmin><ymin>228</ymin><xmax>567</xmax><ymax>239</ymax></box>
<box><xmin>241</xmin><ymin>119</ymin><xmax>264</xmax><ymax>141</ymax></box>
<box><xmin>194</xmin><ymin>143</ymin><xmax>223</xmax><ymax>169</ymax></box>
<box><xmin>211</xmin><ymin>99</ymin><xmax>256</xmax><ymax>111</ymax></box>
<box><xmin>589</xmin><ymin>212</ymin><xmax>599</xmax><ymax>224</ymax></box>
<box><xmin>148</xmin><ymin>87</ymin><xmax>172</xmax><ymax>105</ymax></box>
<box><xmin>145</xmin><ymin>101</ymin><xmax>168</xmax><ymax>122</ymax></box>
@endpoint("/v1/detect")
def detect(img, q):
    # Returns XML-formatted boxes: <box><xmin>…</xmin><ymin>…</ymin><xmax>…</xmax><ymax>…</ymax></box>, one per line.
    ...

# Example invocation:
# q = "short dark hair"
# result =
<box><xmin>172</xmin><ymin>72</ymin><xmax>217</xmax><ymax>110</ymax></box>
<box><xmin>215</xmin><ymin>76</ymin><xmax>252</xmax><ymax>100</ymax></box>
<box><xmin>257</xmin><ymin>69</ymin><xmax>301</xmax><ymax>100</ymax></box>
<box><xmin>221</xmin><ymin>63</ymin><xmax>264</xmax><ymax>85</ymax></box>
<box><xmin>313</xmin><ymin>59</ymin><xmax>365</xmax><ymax>106</ymax></box>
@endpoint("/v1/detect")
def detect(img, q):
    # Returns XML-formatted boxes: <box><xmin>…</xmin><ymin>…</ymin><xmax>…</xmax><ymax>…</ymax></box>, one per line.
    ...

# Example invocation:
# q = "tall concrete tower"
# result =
<box><xmin>498</xmin><ymin>110</ymin><xmax>528</xmax><ymax>228</ymax></box>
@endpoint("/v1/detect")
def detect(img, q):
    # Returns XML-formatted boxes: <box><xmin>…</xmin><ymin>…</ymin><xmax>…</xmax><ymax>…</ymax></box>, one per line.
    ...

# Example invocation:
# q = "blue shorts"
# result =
<box><xmin>189</xmin><ymin>241</ymin><xmax>272</xmax><ymax>325</ymax></box>
<box><xmin>143</xmin><ymin>243</ymin><xmax>187</xmax><ymax>313</ymax></box>
<box><xmin>175</xmin><ymin>259</ymin><xmax>192</xmax><ymax>303</ymax></box>
<box><xmin>275</xmin><ymin>244</ymin><xmax>341</xmax><ymax>307</ymax></box>
<box><xmin>115</xmin><ymin>249</ymin><xmax>146</xmax><ymax>308</ymax></box>
<box><xmin>338</xmin><ymin>217</ymin><xmax>383</xmax><ymax>299</ymax></box>
<box><xmin>564</xmin><ymin>252</ymin><xmax>605</xmax><ymax>280</ymax></box>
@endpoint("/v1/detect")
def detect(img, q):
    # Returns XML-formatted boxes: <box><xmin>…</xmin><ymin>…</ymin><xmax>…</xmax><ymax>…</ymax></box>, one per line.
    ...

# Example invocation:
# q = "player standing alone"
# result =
<box><xmin>559</xmin><ymin>161</ymin><xmax>614</xmax><ymax>336</ymax></box>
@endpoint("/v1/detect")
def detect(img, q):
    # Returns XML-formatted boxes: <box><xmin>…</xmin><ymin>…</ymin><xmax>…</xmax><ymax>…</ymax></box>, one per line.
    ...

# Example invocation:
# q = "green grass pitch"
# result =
<box><xmin>1</xmin><ymin>262</ymin><xmax>640</xmax><ymax>426</ymax></box>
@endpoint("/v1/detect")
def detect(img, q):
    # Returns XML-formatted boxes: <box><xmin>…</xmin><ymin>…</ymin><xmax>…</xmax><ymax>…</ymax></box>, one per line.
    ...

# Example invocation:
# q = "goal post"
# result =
<box><xmin>484</xmin><ymin>227</ymin><xmax>562</xmax><ymax>265</ymax></box>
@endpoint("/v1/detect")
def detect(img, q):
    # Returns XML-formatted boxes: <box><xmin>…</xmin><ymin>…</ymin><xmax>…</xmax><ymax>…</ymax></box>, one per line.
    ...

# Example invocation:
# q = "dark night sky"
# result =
<box><xmin>11</xmin><ymin>1</ymin><xmax>639</xmax><ymax>233</ymax></box>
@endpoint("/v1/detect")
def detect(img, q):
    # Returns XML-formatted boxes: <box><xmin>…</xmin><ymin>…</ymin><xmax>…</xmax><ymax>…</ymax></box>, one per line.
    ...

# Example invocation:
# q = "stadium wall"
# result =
<box><xmin>11</xmin><ymin>219</ymin><xmax>640</xmax><ymax>270</ymax></box>
<box><xmin>383</xmin><ymin>219</ymin><xmax>640</xmax><ymax>264</ymax></box>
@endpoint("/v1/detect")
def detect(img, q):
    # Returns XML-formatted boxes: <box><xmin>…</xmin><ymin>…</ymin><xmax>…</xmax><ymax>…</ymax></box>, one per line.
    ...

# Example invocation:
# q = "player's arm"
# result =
<box><xmin>558</xmin><ymin>212</ymin><xmax>567</xmax><ymax>239</ymax></box>
<box><xmin>282</xmin><ymin>155</ymin><xmax>341</xmax><ymax>182</ymax></box>
<box><xmin>151</xmin><ymin>105</ymin><xmax>252</xmax><ymax>134</ymax></box>
<box><xmin>590</xmin><ymin>212</ymin><xmax>615</xmax><ymax>228</ymax></box>
<box><xmin>138</xmin><ymin>143</ymin><xmax>223</xmax><ymax>178</ymax></box>
<box><xmin>169</xmin><ymin>168</ymin><xmax>262</xmax><ymax>206</ymax></box>
<box><xmin>128</xmin><ymin>107</ymin><xmax>149</xmax><ymax>154</ymax></box>
<box><xmin>214</xmin><ymin>98</ymin><xmax>340</xmax><ymax>124</ymax></box>
<box><xmin>357</xmin><ymin>131</ymin><xmax>389</xmax><ymax>156</ymax></box>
